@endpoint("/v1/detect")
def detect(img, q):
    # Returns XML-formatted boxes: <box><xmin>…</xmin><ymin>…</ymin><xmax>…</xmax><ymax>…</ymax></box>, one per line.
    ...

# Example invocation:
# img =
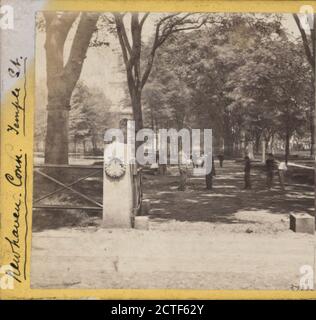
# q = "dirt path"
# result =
<box><xmin>144</xmin><ymin>160</ymin><xmax>314</xmax><ymax>230</ymax></box>
<box><xmin>31</xmin><ymin>160</ymin><xmax>316</xmax><ymax>290</ymax></box>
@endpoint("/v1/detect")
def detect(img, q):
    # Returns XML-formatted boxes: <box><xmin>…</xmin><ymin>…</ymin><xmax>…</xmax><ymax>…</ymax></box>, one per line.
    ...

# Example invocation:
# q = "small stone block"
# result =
<box><xmin>290</xmin><ymin>213</ymin><xmax>315</xmax><ymax>235</ymax></box>
<box><xmin>134</xmin><ymin>216</ymin><xmax>149</xmax><ymax>230</ymax></box>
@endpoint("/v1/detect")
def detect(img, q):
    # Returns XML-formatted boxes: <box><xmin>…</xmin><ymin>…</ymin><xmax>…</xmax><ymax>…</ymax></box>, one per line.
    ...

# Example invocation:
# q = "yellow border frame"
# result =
<box><xmin>1</xmin><ymin>0</ymin><xmax>316</xmax><ymax>300</ymax></box>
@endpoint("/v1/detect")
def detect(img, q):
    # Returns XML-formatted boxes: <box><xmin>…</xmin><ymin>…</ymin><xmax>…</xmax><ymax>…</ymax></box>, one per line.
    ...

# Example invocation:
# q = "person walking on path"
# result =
<box><xmin>206</xmin><ymin>155</ymin><xmax>216</xmax><ymax>190</ymax></box>
<box><xmin>265</xmin><ymin>153</ymin><xmax>275</xmax><ymax>189</ymax></box>
<box><xmin>244</xmin><ymin>155</ymin><xmax>251</xmax><ymax>189</ymax></box>
<box><xmin>278</xmin><ymin>161</ymin><xmax>287</xmax><ymax>191</ymax></box>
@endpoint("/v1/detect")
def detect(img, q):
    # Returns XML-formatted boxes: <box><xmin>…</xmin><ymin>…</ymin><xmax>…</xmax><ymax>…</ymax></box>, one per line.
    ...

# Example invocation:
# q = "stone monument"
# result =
<box><xmin>102</xmin><ymin>116</ymin><xmax>135</xmax><ymax>228</ymax></box>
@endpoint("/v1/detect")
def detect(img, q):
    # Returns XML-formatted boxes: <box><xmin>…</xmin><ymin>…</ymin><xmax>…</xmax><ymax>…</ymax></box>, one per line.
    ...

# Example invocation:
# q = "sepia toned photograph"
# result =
<box><xmin>30</xmin><ymin>11</ymin><xmax>315</xmax><ymax>290</ymax></box>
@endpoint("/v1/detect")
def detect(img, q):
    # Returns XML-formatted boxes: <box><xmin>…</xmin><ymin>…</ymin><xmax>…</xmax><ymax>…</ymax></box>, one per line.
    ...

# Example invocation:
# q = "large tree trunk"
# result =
<box><xmin>45</xmin><ymin>108</ymin><xmax>70</xmax><ymax>164</ymax></box>
<box><xmin>130</xmin><ymin>89</ymin><xmax>143</xmax><ymax>132</ymax></box>
<box><xmin>43</xmin><ymin>12</ymin><xmax>99</xmax><ymax>165</ymax></box>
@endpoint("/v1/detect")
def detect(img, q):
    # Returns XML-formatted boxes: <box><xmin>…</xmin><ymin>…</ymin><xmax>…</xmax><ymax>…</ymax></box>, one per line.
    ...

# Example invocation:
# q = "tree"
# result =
<box><xmin>112</xmin><ymin>12</ymin><xmax>206</xmax><ymax>133</ymax></box>
<box><xmin>293</xmin><ymin>13</ymin><xmax>315</xmax><ymax>157</ymax></box>
<box><xmin>43</xmin><ymin>12</ymin><xmax>100</xmax><ymax>164</ymax></box>
<box><xmin>293</xmin><ymin>13</ymin><xmax>315</xmax><ymax>74</ymax></box>
<box><xmin>142</xmin><ymin>28</ymin><xmax>229</xmax><ymax>153</ymax></box>
<box><xmin>144</xmin><ymin>14</ymin><xmax>287</xmax><ymax>157</ymax></box>
<box><xmin>142</xmin><ymin>82</ymin><xmax>168</xmax><ymax>130</ymax></box>
<box><xmin>143</xmin><ymin>66</ymin><xmax>192</xmax><ymax>130</ymax></box>
<box><xmin>144</xmin><ymin>14</ymin><xmax>312</xmax><ymax>161</ymax></box>
<box><xmin>69</xmin><ymin>82</ymin><xmax>112</xmax><ymax>155</ymax></box>
<box><xmin>227</xmin><ymin>38</ymin><xmax>311</xmax><ymax>162</ymax></box>
<box><xmin>293</xmin><ymin>12</ymin><xmax>316</xmax><ymax>227</ymax></box>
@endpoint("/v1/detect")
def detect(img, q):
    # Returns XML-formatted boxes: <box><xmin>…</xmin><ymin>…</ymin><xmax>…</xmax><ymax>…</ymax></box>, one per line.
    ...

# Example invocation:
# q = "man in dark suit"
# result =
<box><xmin>244</xmin><ymin>156</ymin><xmax>251</xmax><ymax>189</ymax></box>
<box><xmin>265</xmin><ymin>153</ymin><xmax>275</xmax><ymax>189</ymax></box>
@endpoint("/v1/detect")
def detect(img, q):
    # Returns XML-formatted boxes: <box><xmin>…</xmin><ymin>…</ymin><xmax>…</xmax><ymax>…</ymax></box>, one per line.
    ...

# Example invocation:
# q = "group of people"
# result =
<box><xmin>243</xmin><ymin>153</ymin><xmax>288</xmax><ymax>191</ymax></box>
<box><xmin>179</xmin><ymin>152</ymin><xmax>220</xmax><ymax>191</ymax></box>
<box><xmin>178</xmin><ymin>151</ymin><xmax>288</xmax><ymax>191</ymax></box>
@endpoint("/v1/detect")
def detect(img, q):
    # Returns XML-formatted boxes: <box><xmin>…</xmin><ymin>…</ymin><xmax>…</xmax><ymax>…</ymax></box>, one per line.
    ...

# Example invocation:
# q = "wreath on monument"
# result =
<box><xmin>104</xmin><ymin>157</ymin><xmax>127</xmax><ymax>179</ymax></box>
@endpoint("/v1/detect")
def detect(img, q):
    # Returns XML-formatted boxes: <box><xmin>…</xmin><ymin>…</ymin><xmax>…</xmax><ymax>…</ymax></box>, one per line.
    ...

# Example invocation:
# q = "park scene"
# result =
<box><xmin>31</xmin><ymin>12</ymin><xmax>315</xmax><ymax>290</ymax></box>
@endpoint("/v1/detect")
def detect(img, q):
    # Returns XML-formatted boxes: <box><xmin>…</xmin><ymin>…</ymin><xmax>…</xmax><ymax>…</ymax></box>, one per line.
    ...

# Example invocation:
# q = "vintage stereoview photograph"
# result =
<box><xmin>30</xmin><ymin>11</ymin><xmax>315</xmax><ymax>290</ymax></box>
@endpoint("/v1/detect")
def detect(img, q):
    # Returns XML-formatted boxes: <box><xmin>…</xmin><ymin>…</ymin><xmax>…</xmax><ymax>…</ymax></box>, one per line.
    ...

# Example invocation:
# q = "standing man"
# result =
<box><xmin>218</xmin><ymin>154</ymin><xmax>224</xmax><ymax>168</ymax></box>
<box><xmin>265</xmin><ymin>153</ymin><xmax>275</xmax><ymax>189</ymax></box>
<box><xmin>278</xmin><ymin>161</ymin><xmax>287</xmax><ymax>191</ymax></box>
<box><xmin>244</xmin><ymin>156</ymin><xmax>251</xmax><ymax>189</ymax></box>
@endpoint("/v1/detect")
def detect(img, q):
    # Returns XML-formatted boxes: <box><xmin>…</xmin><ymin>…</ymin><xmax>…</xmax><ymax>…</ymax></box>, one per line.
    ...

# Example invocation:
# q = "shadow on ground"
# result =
<box><xmin>142</xmin><ymin>161</ymin><xmax>314</xmax><ymax>224</ymax></box>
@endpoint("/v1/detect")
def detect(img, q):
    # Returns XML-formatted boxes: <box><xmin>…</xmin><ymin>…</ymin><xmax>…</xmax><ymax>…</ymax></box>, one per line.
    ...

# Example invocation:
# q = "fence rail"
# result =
<box><xmin>33</xmin><ymin>164</ymin><xmax>103</xmax><ymax>211</ymax></box>
<box><xmin>33</xmin><ymin>163</ymin><xmax>143</xmax><ymax>213</ymax></box>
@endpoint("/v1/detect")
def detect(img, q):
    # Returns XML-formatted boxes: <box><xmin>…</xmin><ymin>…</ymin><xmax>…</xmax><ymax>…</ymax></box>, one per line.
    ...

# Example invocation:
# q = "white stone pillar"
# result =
<box><xmin>102</xmin><ymin>141</ymin><xmax>134</xmax><ymax>228</ymax></box>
